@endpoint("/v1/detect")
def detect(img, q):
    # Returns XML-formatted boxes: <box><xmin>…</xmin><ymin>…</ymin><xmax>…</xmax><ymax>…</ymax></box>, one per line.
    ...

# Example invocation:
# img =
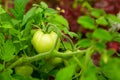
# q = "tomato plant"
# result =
<box><xmin>1</xmin><ymin>0</ymin><xmax>120</xmax><ymax>80</ymax></box>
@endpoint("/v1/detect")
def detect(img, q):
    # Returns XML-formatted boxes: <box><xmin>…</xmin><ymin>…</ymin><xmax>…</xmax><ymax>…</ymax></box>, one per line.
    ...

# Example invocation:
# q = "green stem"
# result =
<box><xmin>45</xmin><ymin>23</ymin><xmax>50</xmax><ymax>33</ymax></box>
<box><xmin>3</xmin><ymin>61</ymin><xmax>5</xmax><ymax>71</ymax></box>
<box><xmin>41</xmin><ymin>21</ymin><xmax>45</xmax><ymax>29</ymax></box>
<box><xmin>78</xmin><ymin>46</ymin><xmax>94</xmax><ymax>80</ymax></box>
<box><xmin>32</xmin><ymin>24</ymin><xmax>40</xmax><ymax>29</ymax></box>
<box><xmin>6</xmin><ymin>57</ymin><xmax>23</xmax><ymax>69</ymax></box>
<box><xmin>26</xmin><ymin>51</ymin><xmax>51</xmax><ymax>62</ymax></box>
<box><xmin>53</xmin><ymin>50</ymin><xmax>86</xmax><ymax>58</ymax></box>
<box><xmin>84</xmin><ymin>46</ymin><xmax>94</xmax><ymax>66</ymax></box>
<box><xmin>27</xmin><ymin>49</ymin><xmax>86</xmax><ymax>63</ymax></box>
<box><xmin>46</xmin><ymin>23</ymin><xmax>61</xmax><ymax>36</ymax></box>
<box><xmin>61</xmin><ymin>40</ymin><xmax>66</xmax><ymax>50</ymax></box>
<box><xmin>73</xmin><ymin>56</ymin><xmax>84</xmax><ymax>69</ymax></box>
<box><xmin>73</xmin><ymin>71</ymin><xmax>82</xmax><ymax>79</ymax></box>
<box><xmin>45</xmin><ymin>23</ymin><xmax>75</xmax><ymax>51</ymax></box>
<box><xmin>62</xmin><ymin>33</ymin><xmax>75</xmax><ymax>50</ymax></box>
<box><xmin>72</xmin><ymin>56</ymin><xmax>84</xmax><ymax>79</ymax></box>
<box><xmin>46</xmin><ymin>23</ymin><xmax>75</xmax><ymax>51</ymax></box>
<box><xmin>6</xmin><ymin>49</ymin><xmax>86</xmax><ymax>70</ymax></box>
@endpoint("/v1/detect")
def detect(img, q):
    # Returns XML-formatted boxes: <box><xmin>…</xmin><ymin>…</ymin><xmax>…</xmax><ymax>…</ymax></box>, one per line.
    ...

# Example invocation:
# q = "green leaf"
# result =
<box><xmin>45</xmin><ymin>8</ymin><xmax>57</xmax><ymax>14</ymax></box>
<box><xmin>75</xmin><ymin>39</ymin><xmax>92</xmax><ymax>48</ymax></box>
<box><xmin>60</xmin><ymin>27</ymin><xmax>79</xmax><ymax>38</ymax></box>
<box><xmin>97</xmin><ymin>74</ymin><xmax>107</xmax><ymax>80</ymax></box>
<box><xmin>96</xmin><ymin>16</ymin><xmax>108</xmax><ymax>26</ymax></box>
<box><xmin>55</xmin><ymin>64</ymin><xmax>76</xmax><ymax>80</ymax></box>
<box><xmin>111</xmin><ymin>32</ymin><xmax>120</xmax><ymax>42</ymax></box>
<box><xmin>12</xmin><ymin>74</ymin><xmax>26</xmax><ymax>80</ymax></box>
<box><xmin>9</xmin><ymin>28</ymin><xmax>19</xmax><ymax>37</ymax></box>
<box><xmin>107</xmin><ymin>49</ymin><xmax>115</xmax><ymax>56</ymax></box>
<box><xmin>0</xmin><ymin>64</ymin><xmax>4</xmax><ymax>71</ymax></box>
<box><xmin>94</xmin><ymin>42</ymin><xmax>106</xmax><ymax>53</ymax></box>
<box><xmin>107</xmin><ymin>14</ymin><xmax>120</xmax><ymax>26</ymax></box>
<box><xmin>108</xmin><ymin>14</ymin><xmax>120</xmax><ymax>23</ymax></box>
<box><xmin>0</xmin><ymin>69</ymin><xmax>13</xmax><ymax>80</ymax></box>
<box><xmin>0</xmin><ymin>5</ymin><xmax>6</xmax><ymax>14</ymax></box>
<box><xmin>62</xmin><ymin>27</ymin><xmax>69</xmax><ymax>34</ymax></box>
<box><xmin>77</xmin><ymin>16</ymin><xmax>96</xmax><ymax>29</ymax></box>
<box><xmin>0</xmin><ymin>13</ymin><xmax>11</xmax><ymax>22</ymax></box>
<box><xmin>86</xmin><ymin>32</ymin><xmax>93</xmax><ymax>39</ymax></box>
<box><xmin>13</xmin><ymin>74</ymin><xmax>39</xmax><ymax>80</ymax></box>
<box><xmin>35</xmin><ymin>7</ymin><xmax>44</xmax><ymax>14</ymax></box>
<box><xmin>68</xmin><ymin>32</ymin><xmax>78</xmax><ymax>38</ymax></box>
<box><xmin>0</xmin><ymin>22</ymin><xmax>13</xmax><ymax>28</ymax></box>
<box><xmin>84</xmin><ymin>74</ymin><xmax>97</xmax><ymax>80</ymax></box>
<box><xmin>40</xmin><ymin>2</ymin><xmax>48</xmax><ymax>9</ymax></box>
<box><xmin>48</xmin><ymin>14</ymin><xmax>69</xmax><ymax>29</ymax></box>
<box><xmin>101</xmin><ymin>58</ymin><xmax>120</xmax><ymax>80</ymax></box>
<box><xmin>0</xmin><ymin>6</ymin><xmax>11</xmax><ymax>23</ymax></box>
<box><xmin>92</xmin><ymin>28</ymin><xmax>112</xmax><ymax>41</ymax></box>
<box><xmin>22</xmin><ymin>20</ymin><xmax>33</xmax><ymax>37</ymax></box>
<box><xmin>22</xmin><ymin>7</ymin><xmax>36</xmax><ymax>26</ymax></box>
<box><xmin>61</xmin><ymin>41</ymin><xmax>72</xmax><ymax>50</ymax></box>
<box><xmin>91</xmin><ymin>9</ymin><xmax>106</xmax><ymax>18</ymax></box>
<box><xmin>0</xmin><ymin>33</ymin><xmax>4</xmax><ymax>45</ymax></box>
<box><xmin>0</xmin><ymin>40</ymin><xmax>15</xmax><ymax>62</ymax></box>
<box><xmin>10</xmin><ymin>0</ymin><xmax>29</xmax><ymax>19</ymax></box>
<box><xmin>83</xmin><ymin>61</ymin><xmax>97</xmax><ymax>80</ymax></box>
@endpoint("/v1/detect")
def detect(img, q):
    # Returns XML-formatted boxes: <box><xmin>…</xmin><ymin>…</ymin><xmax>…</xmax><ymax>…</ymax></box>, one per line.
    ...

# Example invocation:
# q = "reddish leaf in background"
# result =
<box><xmin>94</xmin><ymin>0</ymin><xmax>120</xmax><ymax>14</ymax></box>
<box><xmin>107</xmin><ymin>41</ymin><xmax>119</xmax><ymax>51</ymax></box>
<box><xmin>91</xmin><ymin>52</ymin><xmax>101</xmax><ymax>66</ymax></box>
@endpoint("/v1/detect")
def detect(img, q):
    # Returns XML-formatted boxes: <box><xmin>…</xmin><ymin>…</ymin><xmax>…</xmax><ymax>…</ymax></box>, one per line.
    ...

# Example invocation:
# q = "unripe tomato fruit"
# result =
<box><xmin>64</xmin><ymin>50</ymin><xmax>72</xmax><ymax>53</ymax></box>
<box><xmin>15</xmin><ymin>65</ymin><xmax>33</xmax><ymax>76</ymax></box>
<box><xmin>49</xmin><ymin>57</ymin><xmax>63</xmax><ymax>65</ymax></box>
<box><xmin>31</xmin><ymin>29</ymin><xmax>60</xmax><ymax>53</ymax></box>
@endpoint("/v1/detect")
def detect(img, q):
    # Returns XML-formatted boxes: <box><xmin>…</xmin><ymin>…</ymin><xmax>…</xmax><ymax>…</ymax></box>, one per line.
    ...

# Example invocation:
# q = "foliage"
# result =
<box><xmin>0</xmin><ymin>0</ymin><xmax>120</xmax><ymax>80</ymax></box>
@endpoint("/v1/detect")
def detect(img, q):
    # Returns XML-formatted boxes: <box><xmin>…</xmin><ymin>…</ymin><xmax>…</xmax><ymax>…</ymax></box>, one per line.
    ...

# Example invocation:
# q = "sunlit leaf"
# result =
<box><xmin>92</xmin><ymin>28</ymin><xmax>112</xmax><ymax>41</ymax></box>
<box><xmin>76</xmin><ymin>39</ymin><xmax>92</xmax><ymax>48</ymax></box>
<box><xmin>0</xmin><ymin>64</ymin><xmax>4</xmax><ymax>71</ymax></box>
<box><xmin>10</xmin><ymin>0</ymin><xmax>29</xmax><ymax>19</ymax></box>
<box><xmin>0</xmin><ymin>5</ymin><xmax>6</xmax><ymax>14</ymax></box>
<box><xmin>101</xmin><ymin>58</ymin><xmax>120</xmax><ymax>80</ymax></box>
<box><xmin>0</xmin><ymin>33</ymin><xmax>4</xmax><ymax>45</ymax></box>
<box><xmin>0</xmin><ymin>22</ymin><xmax>13</xmax><ymax>28</ymax></box>
<box><xmin>0</xmin><ymin>40</ymin><xmax>15</xmax><ymax>62</ymax></box>
<box><xmin>77</xmin><ymin>16</ymin><xmax>96</xmax><ymax>29</ymax></box>
<box><xmin>55</xmin><ymin>64</ymin><xmax>76</xmax><ymax>80</ymax></box>
<box><xmin>91</xmin><ymin>9</ymin><xmax>106</xmax><ymax>18</ymax></box>
<box><xmin>96</xmin><ymin>16</ymin><xmax>108</xmax><ymax>26</ymax></box>
<box><xmin>107</xmin><ymin>14</ymin><xmax>120</xmax><ymax>26</ymax></box>
<box><xmin>22</xmin><ymin>7</ymin><xmax>36</xmax><ymax>26</ymax></box>
<box><xmin>94</xmin><ymin>42</ymin><xmax>106</xmax><ymax>53</ymax></box>
<box><xmin>68</xmin><ymin>32</ymin><xmax>78</xmax><ymax>38</ymax></box>
<box><xmin>0</xmin><ymin>69</ymin><xmax>13</xmax><ymax>80</ymax></box>
<box><xmin>48</xmin><ymin>14</ymin><xmax>69</xmax><ymax>29</ymax></box>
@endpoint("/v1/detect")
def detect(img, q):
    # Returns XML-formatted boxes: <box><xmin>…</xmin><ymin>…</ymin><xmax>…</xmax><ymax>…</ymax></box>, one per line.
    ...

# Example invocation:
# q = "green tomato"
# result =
<box><xmin>15</xmin><ymin>65</ymin><xmax>33</xmax><ymax>77</ymax></box>
<box><xmin>64</xmin><ymin>50</ymin><xmax>72</xmax><ymax>53</ymax></box>
<box><xmin>31</xmin><ymin>29</ymin><xmax>60</xmax><ymax>53</ymax></box>
<box><xmin>48</xmin><ymin>57</ymin><xmax>63</xmax><ymax>65</ymax></box>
